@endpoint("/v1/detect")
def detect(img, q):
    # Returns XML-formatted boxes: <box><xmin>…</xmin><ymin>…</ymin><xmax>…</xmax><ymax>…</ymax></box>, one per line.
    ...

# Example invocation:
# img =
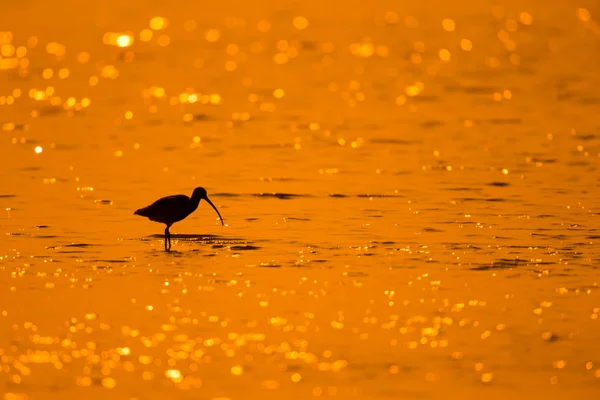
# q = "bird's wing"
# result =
<box><xmin>149</xmin><ymin>195</ymin><xmax>189</xmax><ymax>209</ymax></box>
<box><xmin>136</xmin><ymin>195</ymin><xmax>191</xmax><ymax>222</ymax></box>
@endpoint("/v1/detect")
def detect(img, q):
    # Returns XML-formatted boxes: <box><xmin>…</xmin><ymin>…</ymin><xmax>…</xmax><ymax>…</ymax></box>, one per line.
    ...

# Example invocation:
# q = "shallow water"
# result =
<box><xmin>1</xmin><ymin>1</ymin><xmax>600</xmax><ymax>399</ymax></box>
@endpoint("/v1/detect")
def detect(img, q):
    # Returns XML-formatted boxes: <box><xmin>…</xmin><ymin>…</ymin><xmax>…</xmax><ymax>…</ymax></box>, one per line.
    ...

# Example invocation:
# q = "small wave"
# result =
<box><xmin>253</xmin><ymin>193</ymin><xmax>310</xmax><ymax>200</ymax></box>
<box><xmin>212</xmin><ymin>193</ymin><xmax>241</xmax><ymax>197</ymax></box>
<box><xmin>420</xmin><ymin>120</ymin><xmax>444</xmax><ymax>128</ymax></box>
<box><xmin>530</xmin><ymin>233</ymin><xmax>568</xmax><ymax>240</ymax></box>
<box><xmin>445</xmin><ymin>85</ymin><xmax>502</xmax><ymax>94</ymax></box>
<box><xmin>231</xmin><ymin>143</ymin><xmax>285</xmax><ymax>149</ymax></box>
<box><xmin>443</xmin><ymin>243</ymin><xmax>482</xmax><ymax>250</ymax></box>
<box><xmin>423</xmin><ymin>227</ymin><xmax>444</xmax><ymax>232</ymax></box>
<box><xmin>344</xmin><ymin>271</ymin><xmax>369</xmax><ymax>277</ymax></box>
<box><xmin>370</xmin><ymin>138</ymin><xmax>421</xmax><ymax>145</ymax></box>
<box><xmin>230</xmin><ymin>245</ymin><xmax>261</xmax><ymax>251</ymax></box>
<box><xmin>488</xmin><ymin>118</ymin><xmax>522</xmax><ymax>125</ymax></box>
<box><xmin>257</xmin><ymin>262</ymin><xmax>281</xmax><ymax>268</ymax></box>
<box><xmin>580</xmin><ymin>97</ymin><xmax>600</xmax><ymax>105</ymax></box>
<box><xmin>455</xmin><ymin>197</ymin><xmax>507</xmax><ymax>202</ymax></box>
<box><xmin>577</xmin><ymin>134</ymin><xmax>597</xmax><ymax>141</ymax></box>
<box><xmin>470</xmin><ymin>258</ymin><xmax>532</xmax><ymax>270</ymax></box>
<box><xmin>356</xmin><ymin>194</ymin><xmax>399</xmax><ymax>198</ymax></box>
<box><xmin>443</xmin><ymin>187</ymin><xmax>482</xmax><ymax>191</ymax></box>
<box><xmin>193</xmin><ymin>113</ymin><xmax>214</xmax><ymax>121</ymax></box>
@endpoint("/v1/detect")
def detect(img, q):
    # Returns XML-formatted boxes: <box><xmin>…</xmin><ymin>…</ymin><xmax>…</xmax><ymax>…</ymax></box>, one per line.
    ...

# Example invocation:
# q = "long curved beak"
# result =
<box><xmin>203</xmin><ymin>196</ymin><xmax>224</xmax><ymax>225</ymax></box>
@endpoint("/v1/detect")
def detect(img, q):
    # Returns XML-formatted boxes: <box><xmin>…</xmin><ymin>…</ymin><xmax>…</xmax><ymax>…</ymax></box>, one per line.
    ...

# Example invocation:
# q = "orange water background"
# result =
<box><xmin>1</xmin><ymin>1</ymin><xmax>600</xmax><ymax>399</ymax></box>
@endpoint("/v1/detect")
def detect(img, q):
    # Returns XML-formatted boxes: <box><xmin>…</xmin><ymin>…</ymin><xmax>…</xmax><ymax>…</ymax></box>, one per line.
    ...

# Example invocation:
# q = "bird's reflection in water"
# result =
<box><xmin>140</xmin><ymin>233</ymin><xmax>253</xmax><ymax>255</ymax></box>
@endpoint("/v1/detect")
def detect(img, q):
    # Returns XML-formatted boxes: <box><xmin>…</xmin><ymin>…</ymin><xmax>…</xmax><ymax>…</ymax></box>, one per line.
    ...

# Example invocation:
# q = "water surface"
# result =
<box><xmin>1</xmin><ymin>1</ymin><xmax>600</xmax><ymax>399</ymax></box>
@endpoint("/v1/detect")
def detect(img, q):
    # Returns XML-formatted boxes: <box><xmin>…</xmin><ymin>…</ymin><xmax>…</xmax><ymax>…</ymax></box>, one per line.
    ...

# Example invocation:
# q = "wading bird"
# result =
<box><xmin>134</xmin><ymin>187</ymin><xmax>224</xmax><ymax>250</ymax></box>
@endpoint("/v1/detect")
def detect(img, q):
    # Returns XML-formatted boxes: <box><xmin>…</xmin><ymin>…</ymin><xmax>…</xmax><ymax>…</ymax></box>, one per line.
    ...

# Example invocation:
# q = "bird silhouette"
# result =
<box><xmin>134</xmin><ymin>187</ymin><xmax>224</xmax><ymax>250</ymax></box>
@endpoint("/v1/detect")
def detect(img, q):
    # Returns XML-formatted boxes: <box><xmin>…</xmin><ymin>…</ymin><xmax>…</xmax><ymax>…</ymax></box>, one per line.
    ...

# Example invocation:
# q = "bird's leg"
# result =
<box><xmin>165</xmin><ymin>227</ymin><xmax>171</xmax><ymax>251</ymax></box>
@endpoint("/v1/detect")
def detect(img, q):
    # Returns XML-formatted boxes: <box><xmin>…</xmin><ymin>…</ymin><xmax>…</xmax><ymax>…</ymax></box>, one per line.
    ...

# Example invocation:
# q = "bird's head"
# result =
<box><xmin>191</xmin><ymin>187</ymin><xmax>208</xmax><ymax>202</ymax></box>
<box><xmin>192</xmin><ymin>187</ymin><xmax>224</xmax><ymax>225</ymax></box>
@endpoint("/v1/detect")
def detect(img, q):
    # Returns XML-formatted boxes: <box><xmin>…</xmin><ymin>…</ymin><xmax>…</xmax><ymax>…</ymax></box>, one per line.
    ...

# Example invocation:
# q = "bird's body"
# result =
<box><xmin>134</xmin><ymin>187</ymin><xmax>224</xmax><ymax>250</ymax></box>
<box><xmin>135</xmin><ymin>194</ymin><xmax>198</xmax><ymax>225</ymax></box>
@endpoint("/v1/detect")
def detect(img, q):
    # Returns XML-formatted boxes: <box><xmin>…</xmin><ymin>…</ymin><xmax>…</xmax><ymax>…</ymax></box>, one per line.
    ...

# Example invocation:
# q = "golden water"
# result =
<box><xmin>1</xmin><ymin>1</ymin><xmax>600</xmax><ymax>399</ymax></box>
